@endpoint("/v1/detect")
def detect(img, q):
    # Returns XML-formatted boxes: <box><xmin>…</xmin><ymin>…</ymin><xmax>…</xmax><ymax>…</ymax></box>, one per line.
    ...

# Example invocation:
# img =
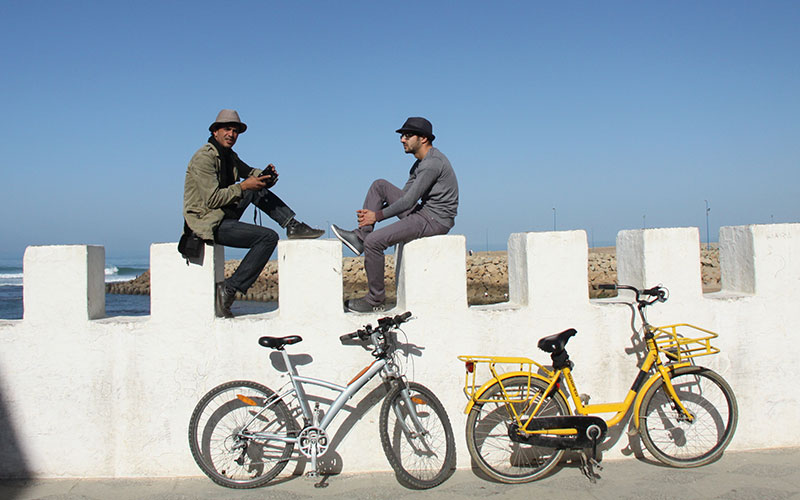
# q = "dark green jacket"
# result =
<box><xmin>183</xmin><ymin>143</ymin><xmax>264</xmax><ymax>240</ymax></box>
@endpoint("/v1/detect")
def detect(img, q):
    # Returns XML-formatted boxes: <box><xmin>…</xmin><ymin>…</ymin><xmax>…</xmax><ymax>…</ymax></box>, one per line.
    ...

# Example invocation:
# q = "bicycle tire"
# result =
<box><xmin>639</xmin><ymin>366</ymin><xmax>738</xmax><ymax>467</ymax></box>
<box><xmin>466</xmin><ymin>375</ymin><xmax>570</xmax><ymax>483</ymax></box>
<box><xmin>188</xmin><ymin>380</ymin><xmax>298</xmax><ymax>488</ymax></box>
<box><xmin>379</xmin><ymin>381</ymin><xmax>457</xmax><ymax>489</ymax></box>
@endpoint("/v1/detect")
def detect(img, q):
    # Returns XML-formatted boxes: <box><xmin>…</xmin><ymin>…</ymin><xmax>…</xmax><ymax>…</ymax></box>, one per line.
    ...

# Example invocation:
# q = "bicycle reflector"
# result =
<box><xmin>465</xmin><ymin>361</ymin><xmax>475</xmax><ymax>373</ymax></box>
<box><xmin>411</xmin><ymin>396</ymin><xmax>427</xmax><ymax>405</ymax></box>
<box><xmin>237</xmin><ymin>394</ymin><xmax>258</xmax><ymax>406</ymax></box>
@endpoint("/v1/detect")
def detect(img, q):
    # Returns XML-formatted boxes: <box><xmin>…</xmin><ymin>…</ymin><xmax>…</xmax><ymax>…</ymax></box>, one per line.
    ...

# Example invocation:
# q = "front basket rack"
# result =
<box><xmin>652</xmin><ymin>323</ymin><xmax>720</xmax><ymax>362</ymax></box>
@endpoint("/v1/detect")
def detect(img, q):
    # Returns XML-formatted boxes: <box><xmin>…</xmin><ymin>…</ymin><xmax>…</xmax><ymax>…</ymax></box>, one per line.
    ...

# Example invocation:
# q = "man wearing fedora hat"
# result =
<box><xmin>331</xmin><ymin>117</ymin><xmax>458</xmax><ymax>313</ymax></box>
<box><xmin>184</xmin><ymin>109</ymin><xmax>324</xmax><ymax>318</ymax></box>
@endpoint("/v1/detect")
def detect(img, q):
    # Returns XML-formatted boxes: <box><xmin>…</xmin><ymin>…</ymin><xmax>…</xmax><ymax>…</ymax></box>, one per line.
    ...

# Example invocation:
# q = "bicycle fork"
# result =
<box><xmin>655</xmin><ymin>365</ymin><xmax>696</xmax><ymax>423</ymax></box>
<box><xmin>390</xmin><ymin>383</ymin><xmax>436</xmax><ymax>456</ymax></box>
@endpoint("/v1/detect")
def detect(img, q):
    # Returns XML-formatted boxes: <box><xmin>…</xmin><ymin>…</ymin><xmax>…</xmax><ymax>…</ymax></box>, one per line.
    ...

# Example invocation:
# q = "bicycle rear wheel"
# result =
<box><xmin>639</xmin><ymin>366</ymin><xmax>738</xmax><ymax>467</ymax></box>
<box><xmin>379</xmin><ymin>381</ymin><xmax>456</xmax><ymax>489</ymax></box>
<box><xmin>466</xmin><ymin>375</ymin><xmax>570</xmax><ymax>483</ymax></box>
<box><xmin>188</xmin><ymin>380</ymin><xmax>298</xmax><ymax>488</ymax></box>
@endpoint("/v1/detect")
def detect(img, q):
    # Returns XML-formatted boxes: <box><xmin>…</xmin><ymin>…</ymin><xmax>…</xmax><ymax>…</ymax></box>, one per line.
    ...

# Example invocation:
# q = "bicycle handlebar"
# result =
<box><xmin>598</xmin><ymin>284</ymin><xmax>669</xmax><ymax>304</ymax></box>
<box><xmin>339</xmin><ymin>311</ymin><xmax>413</xmax><ymax>342</ymax></box>
<box><xmin>338</xmin><ymin>331</ymin><xmax>360</xmax><ymax>342</ymax></box>
<box><xmin>378</xmin><ymin>311</ymin><xmax>412</xmax><ymax>328</ymax></box>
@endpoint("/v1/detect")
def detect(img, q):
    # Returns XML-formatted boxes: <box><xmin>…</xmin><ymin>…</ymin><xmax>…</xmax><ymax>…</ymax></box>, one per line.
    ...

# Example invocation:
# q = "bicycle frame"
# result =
<box><xmin>524</xmin><ymin>347</ymin><xmax>695</xmax><ymax>437</ymax></box>
<box><xmin>239</xmin><ymin>340</ymin><xmax>429</xmax><ymax>446</ymax></box>
<box><xmin>463</xmin><ymin>303</ymin><xmax>699</xmax><ymax>437</ymax></box>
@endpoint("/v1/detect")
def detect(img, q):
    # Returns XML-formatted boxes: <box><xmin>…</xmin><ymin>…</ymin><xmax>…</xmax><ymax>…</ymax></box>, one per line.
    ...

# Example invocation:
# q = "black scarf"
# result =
<box><xmin>208</xmin><ymin>136</ymin><xmax>236</xmax><ymax>188</ymax></box>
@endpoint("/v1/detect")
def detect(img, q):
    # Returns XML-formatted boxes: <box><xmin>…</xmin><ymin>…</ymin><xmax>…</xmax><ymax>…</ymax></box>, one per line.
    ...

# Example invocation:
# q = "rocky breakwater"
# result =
<box><xmin>107</xmin><ymin>246</ymin><xmax>721</xmax><ymax>304</ymax></box>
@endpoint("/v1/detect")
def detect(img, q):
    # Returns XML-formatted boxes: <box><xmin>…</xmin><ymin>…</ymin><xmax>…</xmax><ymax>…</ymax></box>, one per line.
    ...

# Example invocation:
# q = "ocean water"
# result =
<box><xmin>0</xmin><ymin>258</ymin><xmax>276</xmax><ymax>320</ymax></box>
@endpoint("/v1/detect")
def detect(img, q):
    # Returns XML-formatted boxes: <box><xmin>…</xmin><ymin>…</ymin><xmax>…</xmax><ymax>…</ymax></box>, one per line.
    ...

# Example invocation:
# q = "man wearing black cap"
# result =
<box><xmin>183</xmin><ymin>109</ymin><xmax>324</xmax><ymax>318</ymax></box>
<box><xmin>331</xmin><ymin>117</ymin><xmax>459</xmax><ymax>313</ymax></box>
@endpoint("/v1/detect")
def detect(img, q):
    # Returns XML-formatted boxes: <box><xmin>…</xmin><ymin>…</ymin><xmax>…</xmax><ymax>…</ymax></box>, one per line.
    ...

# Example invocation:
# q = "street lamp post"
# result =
<box><xmin>705</xmin><ymin>200</ymin><xmax>711</xmax><ymax>250</ymax></box>
<box><xmin>552</xmin><ymin>207</ymin><xmax>556</xmax><ymax>231</ymax></box>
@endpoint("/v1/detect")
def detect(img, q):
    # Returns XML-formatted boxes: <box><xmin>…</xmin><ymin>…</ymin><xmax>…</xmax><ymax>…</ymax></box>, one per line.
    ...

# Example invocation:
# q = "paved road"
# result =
<box><xmin>1</xmin><ymin>448</ymin><xmax>798</xmax><ymax>500</ymax></box>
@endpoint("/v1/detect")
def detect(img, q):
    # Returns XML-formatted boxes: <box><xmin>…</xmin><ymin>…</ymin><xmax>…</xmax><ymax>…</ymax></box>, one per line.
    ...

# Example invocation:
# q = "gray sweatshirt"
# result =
<box><xmin>377</xmin><ymin>147</ymin><xmax>459</xmax><ymax>228</ymax></box>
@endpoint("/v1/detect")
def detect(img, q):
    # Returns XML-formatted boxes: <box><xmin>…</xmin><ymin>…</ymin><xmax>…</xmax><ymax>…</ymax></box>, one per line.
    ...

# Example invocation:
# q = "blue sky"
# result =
<box><xmin>1</xmin><ymin>1</ymin><xmax>798</xmax><ymax>259</ymax></box>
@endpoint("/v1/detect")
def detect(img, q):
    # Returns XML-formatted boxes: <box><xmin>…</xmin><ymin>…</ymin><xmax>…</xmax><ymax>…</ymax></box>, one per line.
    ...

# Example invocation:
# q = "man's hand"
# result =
<box><xmin>240</xmin><ymin>176</ymin><xmax>267</xmax><ymax>191</ymax></box>
<box><xmin>241</xmin><ymin>164</ymin><xmax>279</xmax><ymax>191</ymax></box>
<box><xmin>357</xmin><ymin>209</ymin><xmax>377</xmax><ymax>227</ymax></box>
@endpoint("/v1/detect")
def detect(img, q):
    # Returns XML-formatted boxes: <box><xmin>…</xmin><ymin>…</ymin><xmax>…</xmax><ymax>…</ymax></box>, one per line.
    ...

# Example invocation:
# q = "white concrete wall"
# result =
<box><xmin>0</xmin><ymin>224</ymin><xmax>798</xmax><ymax>479</ymax></box>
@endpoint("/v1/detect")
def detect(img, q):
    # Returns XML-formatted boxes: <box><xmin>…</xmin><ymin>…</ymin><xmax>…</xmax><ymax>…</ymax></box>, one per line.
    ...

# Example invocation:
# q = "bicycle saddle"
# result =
<box><xmin>537</xmin><ymin>328</ymin><xmax>577</xmax><ymax>354</ymax></box>
<box><xmin>258</xmin><ymin>335</ymin><xmax>303</xmax><ymax>350</ymax></box>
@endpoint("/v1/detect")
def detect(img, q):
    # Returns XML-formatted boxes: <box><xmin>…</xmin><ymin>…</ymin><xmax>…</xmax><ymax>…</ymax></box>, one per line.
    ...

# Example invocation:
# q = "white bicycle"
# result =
<box><xmin>188</xmin><ymin>312</ymin><xmax>456</xmax><ymax>489</ymax></box>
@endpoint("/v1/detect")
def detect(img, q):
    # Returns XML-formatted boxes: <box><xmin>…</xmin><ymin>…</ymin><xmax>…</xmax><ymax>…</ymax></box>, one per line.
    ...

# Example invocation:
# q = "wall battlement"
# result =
<box><xmin>1</xmin><ymin>224</ymin><xmax>798</xmax><ymax>478</ymax></box>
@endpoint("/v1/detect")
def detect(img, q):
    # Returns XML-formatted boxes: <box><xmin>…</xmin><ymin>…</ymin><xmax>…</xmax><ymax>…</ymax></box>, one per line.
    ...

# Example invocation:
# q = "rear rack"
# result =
<box><xmin>457</xmin><ymin>355</ymin><xmax>553</xmax><ymax>402</ymax></box>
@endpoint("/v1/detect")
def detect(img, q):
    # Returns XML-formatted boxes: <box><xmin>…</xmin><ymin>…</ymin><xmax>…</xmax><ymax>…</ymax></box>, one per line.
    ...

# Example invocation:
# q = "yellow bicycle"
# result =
<box><xmin>458</xmin><ymin>284</ymin><xmax>738</xmax><ymax>483</ymax></box>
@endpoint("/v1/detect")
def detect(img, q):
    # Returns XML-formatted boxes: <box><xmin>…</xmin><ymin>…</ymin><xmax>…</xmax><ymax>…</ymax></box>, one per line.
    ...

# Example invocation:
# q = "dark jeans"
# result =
<box><xmin>214</xmin><ymin>189</ymin><xmax>295</xmax><ymax>293</ymax></box>
<box><xmin>355</xmin><ymin>179</ymin><xmax>449</xmax><ymax>305</ymax></box>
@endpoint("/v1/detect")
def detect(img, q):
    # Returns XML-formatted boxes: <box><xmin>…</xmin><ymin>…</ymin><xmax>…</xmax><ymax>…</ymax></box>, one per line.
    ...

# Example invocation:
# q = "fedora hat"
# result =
<box><xmin>395</xmin><ymin>117</ymin><xmax>434</xmax><ymax>140</ymax></box>
<box><xmin>209</xmin><ymin>109</ymin><xmax>247</xmax><ymax>133</ymax></box>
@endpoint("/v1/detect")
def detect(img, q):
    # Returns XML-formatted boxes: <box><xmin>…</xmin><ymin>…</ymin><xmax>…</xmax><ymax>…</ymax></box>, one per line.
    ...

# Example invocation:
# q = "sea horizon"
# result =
<box><xmin>0</xmin><ymin>255</ymin><xmax>151</xmax><ymax>320</ymax></box>
<box><xmin>0</xmin><ymin>255</ymin><xmax>283</xmax><ymax>321</ymax></box>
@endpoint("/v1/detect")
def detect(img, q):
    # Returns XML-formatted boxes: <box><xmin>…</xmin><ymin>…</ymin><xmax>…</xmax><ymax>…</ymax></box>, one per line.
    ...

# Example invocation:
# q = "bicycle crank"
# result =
<box><xmin>297</xmin><ymin>425</ymin><xmax>329</xmax><ymax>458</ymax></box>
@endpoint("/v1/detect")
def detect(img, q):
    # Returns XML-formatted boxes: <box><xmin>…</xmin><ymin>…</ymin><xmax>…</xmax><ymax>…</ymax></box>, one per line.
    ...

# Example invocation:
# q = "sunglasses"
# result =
<box><xmin>400</xmin><ymin>132</ymin><xmax>417</xmax><ymax>139</ymax></box>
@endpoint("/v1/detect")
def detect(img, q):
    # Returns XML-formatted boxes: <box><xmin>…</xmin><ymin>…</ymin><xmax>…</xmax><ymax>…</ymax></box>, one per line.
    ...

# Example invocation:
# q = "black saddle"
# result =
<box><xmin>259</xmin><ymin>335</ymin><xmax>303</xmax><ymax>350</ymax></box>
<box><xmin>537</xmin><ymin>328</ymin><xmax>577</xmax><ymax>354</ymax></box>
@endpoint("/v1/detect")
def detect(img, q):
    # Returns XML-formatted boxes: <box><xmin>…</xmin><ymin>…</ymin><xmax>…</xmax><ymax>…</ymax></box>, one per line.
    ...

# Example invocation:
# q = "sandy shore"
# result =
<box><xmin>107</xmin><ymin>246</ymin><xmax>720</xmax><ymax>305</ymax></box>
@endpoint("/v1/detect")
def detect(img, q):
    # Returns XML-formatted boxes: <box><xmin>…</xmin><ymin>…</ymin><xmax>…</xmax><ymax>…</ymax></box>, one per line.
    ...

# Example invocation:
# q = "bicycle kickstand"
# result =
<box><xmin>578</xmin><ymin>424</ymin><xmax>604</xmax><ymax>482</ymax></box>
<box><xmin>578</xmin><ymin>450</ymin><xmax>602</xmax><ymax>483</ymax></box>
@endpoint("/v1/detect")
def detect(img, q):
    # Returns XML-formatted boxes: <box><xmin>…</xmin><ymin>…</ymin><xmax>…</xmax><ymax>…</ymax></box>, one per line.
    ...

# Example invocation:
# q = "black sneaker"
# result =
<box><xmin>215</xmin><ymin>282</ymin><xmax>236</xmax><ymax>318</ymax></box>
<box><xmin>331</xmin><ymin>224</ymin><xmax>364</xmax><ymax>255</ymax></box>
<box><xmin>345</xmin><ymin>297</ymin><xmax>385</xmax><ymax>313</ymax></box>
<box><xmin>286</xmin><ymin>220</ymin><xmax>325</xmax><ymax>239</ymax></box>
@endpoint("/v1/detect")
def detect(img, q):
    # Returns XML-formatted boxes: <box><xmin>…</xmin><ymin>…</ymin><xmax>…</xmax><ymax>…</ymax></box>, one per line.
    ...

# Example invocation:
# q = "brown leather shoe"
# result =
<box><xmin>286</xmin><ymin>220</ymin><xmax>325</xmax><ymax>239</ymax></box>
<box><xmin>215</xmin><ymin>282</ymin><xmax>235</xmax><ymax>318</ymax></box>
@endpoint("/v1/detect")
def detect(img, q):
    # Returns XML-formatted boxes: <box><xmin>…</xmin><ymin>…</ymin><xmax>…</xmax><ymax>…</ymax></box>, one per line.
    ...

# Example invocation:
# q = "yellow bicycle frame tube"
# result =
<box><xmin>461</xmin><ymin>343</ymin><xmax>698</xmax><ymax>431</ymax></box>
<box><xmin>632</xmin><ymin>361</ymin><xmax>694</xmax><ymax>427</ymax></box>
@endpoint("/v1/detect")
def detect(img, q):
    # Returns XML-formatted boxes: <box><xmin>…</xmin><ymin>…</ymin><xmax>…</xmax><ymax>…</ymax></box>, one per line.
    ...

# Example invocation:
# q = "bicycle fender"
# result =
<box><xmin>632</xmin><ymin>362</ymin><xmax>694</xmax><ymax>428</ymax></box>
<box><xmin>464</xmin><ymin>371</ymin><xmax>567</xmax><ymax>414</ymax></box>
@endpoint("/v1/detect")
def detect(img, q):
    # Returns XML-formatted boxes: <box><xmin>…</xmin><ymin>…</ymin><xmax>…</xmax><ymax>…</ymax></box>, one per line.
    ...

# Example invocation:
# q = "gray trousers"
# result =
<box><xmin>355</xmin><ymin>179</ymin><xmax>449</xmax><ymax>305</ymax></box>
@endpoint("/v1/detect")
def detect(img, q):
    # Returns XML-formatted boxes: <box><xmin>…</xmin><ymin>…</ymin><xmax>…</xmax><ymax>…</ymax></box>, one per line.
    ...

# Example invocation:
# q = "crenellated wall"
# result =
<box><xmin>0</xmin><ymin>224</ymin><xmax>798</xmax><ymax>479</ymax></box>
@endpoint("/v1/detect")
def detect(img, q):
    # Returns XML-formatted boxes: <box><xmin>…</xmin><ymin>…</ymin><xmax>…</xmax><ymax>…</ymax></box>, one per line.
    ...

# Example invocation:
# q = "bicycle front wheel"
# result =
<box><xmin>466</xmin><ymin>375</ymin><xmax>570</xmax><ymax>483</ymax></box>
<box><xmin>639</xmin><ymin>366</ymin><xmax>738</xmax><ymax>467</ymax></box>
<box><xmin>379</xmin><ymin>381</ymin><xmax>456</xmax><ymax>489</ymax></box>
<box><xmin>188</xmin><ymin>380</ymin><xmax>299</xmax><ymax>488</ymax></box>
